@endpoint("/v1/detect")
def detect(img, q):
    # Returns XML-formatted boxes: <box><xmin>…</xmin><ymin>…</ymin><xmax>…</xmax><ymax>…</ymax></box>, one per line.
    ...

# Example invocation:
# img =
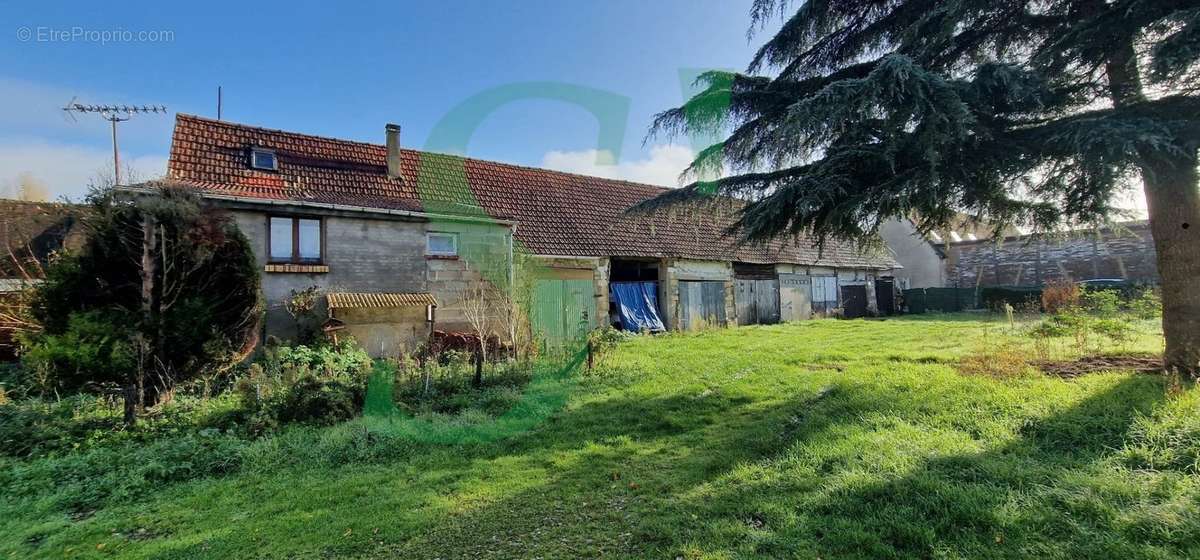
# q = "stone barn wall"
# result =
<box><xmin>947</xmin><ymin>222</ymin><xmax>1158</xmax><ymax>288</ymax></box>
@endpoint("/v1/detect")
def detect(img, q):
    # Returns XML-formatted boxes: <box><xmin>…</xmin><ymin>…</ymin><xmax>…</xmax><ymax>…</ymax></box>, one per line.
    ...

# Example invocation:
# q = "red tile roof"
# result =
<box><xmin>167</xmin><ymin>114</ymin><xmax>895</xmax><ymax>269</ymax></box>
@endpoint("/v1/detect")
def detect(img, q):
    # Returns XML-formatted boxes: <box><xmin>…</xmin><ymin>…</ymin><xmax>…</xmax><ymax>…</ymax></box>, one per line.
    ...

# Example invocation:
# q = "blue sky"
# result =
<box><xmin>1</xmin><ymin>0</ymin><xmax>775</xmax><ymax>200</ymax></box>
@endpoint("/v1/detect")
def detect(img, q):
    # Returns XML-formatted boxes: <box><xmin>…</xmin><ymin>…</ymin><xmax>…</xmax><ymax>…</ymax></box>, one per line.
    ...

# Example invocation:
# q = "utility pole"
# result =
<box><xmin>63</xmin><ymin>100</ymin><xmax>167</xmax><ymax>186</ymax></box>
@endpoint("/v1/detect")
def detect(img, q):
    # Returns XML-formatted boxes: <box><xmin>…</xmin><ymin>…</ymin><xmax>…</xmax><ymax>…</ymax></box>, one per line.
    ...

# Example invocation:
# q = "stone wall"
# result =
<box><xmin>947</xmin><ymin>223</ymin><xmax>1158</xmax><ymax>288</ymax></box>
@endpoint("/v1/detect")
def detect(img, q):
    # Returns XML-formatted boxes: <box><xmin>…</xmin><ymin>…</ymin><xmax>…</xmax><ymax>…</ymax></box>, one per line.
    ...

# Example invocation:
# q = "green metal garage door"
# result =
<box><xmin>532</xmin><ymin>278</ymin><xmax>595</xmax><ymax>351</ymax></box>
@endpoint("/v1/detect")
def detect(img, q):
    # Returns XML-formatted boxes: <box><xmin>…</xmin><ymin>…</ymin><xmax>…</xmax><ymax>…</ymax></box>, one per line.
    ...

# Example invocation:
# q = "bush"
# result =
<box><xmin>1027</xmin><ymin>288</ymin><xmax>1143</xmax><ymax>355</ymax></box>
<box><xmin>20</xmin><ymin>310</ymin><xmax>136</xmax><ymax>396</ymax></box>
<box><xmin>235</xmin><ymin>339</ymin><xmax>373</xmax><ymax>432</ymax></box>
<box><xmin>22</xmin><ymin>186</ymin><xmax>261</xmax><ymax>413</ymax></box>
<box><xmin>1080</xmin><ymin>289</ymin><xmax>1122</xmax><ymax>317</ymax></box>
<box><xmin>0</xmin><ymin>393</ymin><xmax>245</xmax><ymax>459</ymax></box>
<box><xmin>274</xmin><ymin>376</ymin><xmax>360</xmax><ymax>425</ymax></box>
<box><xmin>1041</xmin><ymin>280</ymin><xmax>1080</xmax><ymax>314</ymax></box>
<box><xmin>980</xmin><ymin>286</ymin><xmax>1043</xmax><ymax>310</ymax></box>
<box><xmin>1129</xmin><ymin>288</ymin><xmax>1162</xmax><ymax>319</ymax></box>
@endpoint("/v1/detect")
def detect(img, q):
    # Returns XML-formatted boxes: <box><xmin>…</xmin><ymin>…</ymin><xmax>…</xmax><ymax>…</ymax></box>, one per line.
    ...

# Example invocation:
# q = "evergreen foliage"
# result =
<box><xmin>644</xmin><ymin>0</ymin><xmax>1198</xmax><ymax>241</ymax></box>
<box><xmin>23</xmin><ymin>184</ymin><xmax>261</xmax><ymax>413</ymax></box>
<box><xmin>643</xmin><ymin>0</ymin><xmax>1200</xmax><ymax>374</ymax></box>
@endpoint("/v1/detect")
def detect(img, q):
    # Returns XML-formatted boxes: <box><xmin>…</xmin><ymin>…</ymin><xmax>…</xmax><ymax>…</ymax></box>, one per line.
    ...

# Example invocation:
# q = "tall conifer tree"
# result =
<box><xmin>647</xmin><ymin>0</ymin><xmax>1200</xmax><ymax>375</ymax></box>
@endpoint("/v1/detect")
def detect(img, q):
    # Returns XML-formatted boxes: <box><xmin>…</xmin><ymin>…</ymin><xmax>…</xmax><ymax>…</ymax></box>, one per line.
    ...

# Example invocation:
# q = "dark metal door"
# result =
<box><xmin>875</xmin><ymin>278</ymin><xmax>896</xmax><ymax>315</ymax></box>
<box><xmin>841</xmin><ymin>285</ymin><xmax>869</xmax><ymax>318</ymax></box>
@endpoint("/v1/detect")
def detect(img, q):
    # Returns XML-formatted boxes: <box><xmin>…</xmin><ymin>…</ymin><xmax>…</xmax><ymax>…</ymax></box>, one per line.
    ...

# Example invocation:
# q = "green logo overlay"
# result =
<box><xmin>360</xmin><ymin>75</ymin><xmax>729</xmax><ymax>442</ymax></box>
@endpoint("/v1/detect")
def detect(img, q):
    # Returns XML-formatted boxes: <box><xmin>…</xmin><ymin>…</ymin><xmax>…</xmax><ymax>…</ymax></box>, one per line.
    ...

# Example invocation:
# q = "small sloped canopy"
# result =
<box><xmin>326</xmin><ymin>292</ymin><xmax>437</xmax><ymax>309</ymax></box>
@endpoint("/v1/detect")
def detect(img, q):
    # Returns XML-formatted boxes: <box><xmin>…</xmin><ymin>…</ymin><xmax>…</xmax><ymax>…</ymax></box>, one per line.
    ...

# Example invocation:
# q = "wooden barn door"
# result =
<box><xmin>735</xmin><ymin>277</ymin><xmax>781</xmax><ymax>325</ymax></box>
<box><xmin>680</xmin><ymin>280</ymin><xmax>727</xmax><ymax>330</ymax></box>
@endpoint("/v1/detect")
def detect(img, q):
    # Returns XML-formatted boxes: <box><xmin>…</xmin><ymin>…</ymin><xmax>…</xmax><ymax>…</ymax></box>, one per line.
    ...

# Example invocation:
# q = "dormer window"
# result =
<box><xmin>250</xmin><ymin>148</ymin><xmax>278</xmax><ymax>171</ymax></box>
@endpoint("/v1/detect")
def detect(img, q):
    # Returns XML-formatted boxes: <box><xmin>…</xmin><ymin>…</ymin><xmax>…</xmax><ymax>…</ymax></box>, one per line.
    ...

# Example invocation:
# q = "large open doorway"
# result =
<box><xmin>608</xmin><ymin>258</ymin><xmax>666</xmax><ymax>332</ymax></box>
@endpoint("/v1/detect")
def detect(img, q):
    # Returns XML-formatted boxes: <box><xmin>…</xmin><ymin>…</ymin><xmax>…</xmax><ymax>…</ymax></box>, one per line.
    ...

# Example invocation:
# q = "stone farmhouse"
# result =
<box><xmin>158</xmin><ymin>114</ymin><xmax>897</xmax><ymax>356</ymax></box>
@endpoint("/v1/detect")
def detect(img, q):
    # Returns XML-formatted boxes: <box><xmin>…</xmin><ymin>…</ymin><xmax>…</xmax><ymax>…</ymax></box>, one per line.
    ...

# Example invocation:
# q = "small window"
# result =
<box><xmin>426</xmin><ymin>232</ymin><xmax>457</xmax><ymax>256</ymax></box>
<box><xmin>269</xmin><ymin>216</ymin><xmax>322</xmax><ymax>263</ymax></box>
<box><xmin>250</xmin><ymin>148</ymin><xmax>277</xmax><ymax>170</ymax></box>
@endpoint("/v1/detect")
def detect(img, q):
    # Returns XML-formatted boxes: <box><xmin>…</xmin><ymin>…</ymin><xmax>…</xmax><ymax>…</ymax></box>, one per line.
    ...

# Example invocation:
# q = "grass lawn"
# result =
<box><xmin>3</xmin><ymin>315</ymin><xmax>1198</xmax><ymax>559</ymax></box>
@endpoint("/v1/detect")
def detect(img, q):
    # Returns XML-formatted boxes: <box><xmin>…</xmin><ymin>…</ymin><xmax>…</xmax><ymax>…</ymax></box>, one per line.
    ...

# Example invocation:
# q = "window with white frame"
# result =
<box><xmin>425</xmin><ymin>232</ymin><xmax>458</xmax><ymax>256</ymax></box>
<box><xmin>250</xmin><ymin>148</ymin><xmax>278</xmax><ymax>171</ymax></box>
<box><xmin>811</xmin><ymin>276</ymin><xmax>839</xmax><ymax>313</ymax></box>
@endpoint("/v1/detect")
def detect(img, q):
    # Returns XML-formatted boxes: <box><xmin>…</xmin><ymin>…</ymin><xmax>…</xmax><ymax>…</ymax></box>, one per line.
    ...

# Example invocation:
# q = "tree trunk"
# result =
<box><xmin>472</xmin><ymin>340</ymin><xmax>484</xmax><ymax>388</ymax></box>
<box><xmin>1099</xmin><ymin>22</ymin><xmax>1200</xmax><ymax>376</ymax></box>
<box><xmin>1142</xmin><ymin>153</ymin><xmax>1200</xmax><ymax>377</ymax></box>
<box><xmin>135</xmin><ymin>212</ymin><xmax>158</xmax><ymax>421</ymax></box>
<box><xmin>122</xmin><ymin>383</ymin><xmax>137</xmax><ymax>426</ymax></box>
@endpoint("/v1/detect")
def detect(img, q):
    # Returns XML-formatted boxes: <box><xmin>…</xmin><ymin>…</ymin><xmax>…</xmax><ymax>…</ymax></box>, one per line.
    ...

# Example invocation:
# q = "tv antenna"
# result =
<box><xmin>62</xmin><ymin>97</ymin><xmax>167</xmax><ymax>186</ymax></box>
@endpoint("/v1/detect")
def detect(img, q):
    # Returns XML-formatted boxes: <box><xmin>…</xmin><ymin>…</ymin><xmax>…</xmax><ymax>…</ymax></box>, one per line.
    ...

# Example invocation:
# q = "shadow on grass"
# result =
<box><xmin>354</xmin><ymin>382</ymin><xmax>901</xmax><ymax>558</ymax></box>
<box><xmin>675</xmin><ymin>374</ymin><xmax>1190</xmax><ymax>559</ymax></box>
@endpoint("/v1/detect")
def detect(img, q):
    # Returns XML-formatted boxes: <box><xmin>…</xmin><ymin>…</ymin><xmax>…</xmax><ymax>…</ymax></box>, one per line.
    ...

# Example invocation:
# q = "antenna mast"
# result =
<box><xmin>62</xmin><ymin>101</ymin><xmax>167</xmax><ymax>186</ymax></box>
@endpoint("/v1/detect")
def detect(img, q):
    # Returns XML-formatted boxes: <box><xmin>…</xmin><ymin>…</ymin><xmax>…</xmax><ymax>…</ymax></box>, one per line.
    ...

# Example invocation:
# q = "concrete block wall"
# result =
<box><xmin>422</xmin><ymin>221</ymin><xmax>512</xmax><ymax>332</ymax></box>
<box><xmin>230</xmin><ymin>208</ymin><xmax>512</xmax><ymax>350</ymax></box>
<box><xmin>231</xmin><ymin>210</ymin><xmax>428</xmax><ymax>342</ymax></box>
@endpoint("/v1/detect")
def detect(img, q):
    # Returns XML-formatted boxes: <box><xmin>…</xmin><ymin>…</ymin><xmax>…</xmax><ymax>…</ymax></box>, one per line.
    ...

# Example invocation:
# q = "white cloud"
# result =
<box><xmin>540</xmin><ymin>144</ymin><xmax>695</xmax><ymax>187</ymax></box>
<box><xmin>0</xmin><ymin>140</ymin><xmax>167</xmax><ymax>201</ymax></box>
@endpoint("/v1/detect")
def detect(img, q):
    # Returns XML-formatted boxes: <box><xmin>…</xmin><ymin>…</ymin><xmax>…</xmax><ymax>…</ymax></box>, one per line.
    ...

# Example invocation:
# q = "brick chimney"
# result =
<box><xmin>385</xmin><ymin>123</ymin><xmax>403</xmax><ymax>179</ymax></box>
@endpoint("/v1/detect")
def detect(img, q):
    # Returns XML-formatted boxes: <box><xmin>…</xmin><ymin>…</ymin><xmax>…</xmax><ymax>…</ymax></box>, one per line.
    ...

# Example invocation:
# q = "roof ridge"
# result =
<box><xmin>174</xmin><ymin>114</ymin><xmax>673</xmax><ymax>195</ymax></box>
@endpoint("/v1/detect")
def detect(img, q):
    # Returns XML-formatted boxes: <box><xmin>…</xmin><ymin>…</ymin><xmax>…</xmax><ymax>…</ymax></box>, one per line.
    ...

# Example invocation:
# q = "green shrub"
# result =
<box><xmin>20</xmin><ymin>310</ymin><xmax>136</xmax><ymax>396</ymax></box>
<box><xmin>1080</xmin><ymin>289</ymin><xmax>1122</xmax><ymax>318</ymax></box>
<box><xmin>588</xmin><ymin>325</ymin><xmax>634</xmax><ymax>354</ymax></box>
<box><xmin>1027</xmin><ymin>288</ymin><xmax>1143</xmax><ymax>355</ymax></box>
<box><xmin>235</xmin><ymin>339</ymin><xmax>373</xmax><ymax>432</ymax></box>
<box><xmin>262</xmin><ymin>339</ymin><xmax>372</xmax><ymax>378</ymax></box>
<box><xmin>1129</xmin><ymin>288</ymin><xmax>1162</xmax><ymax>319</ymax></box>
<box><xmin>1</xmin><ymin>430</ymin><xmax>247</xmax><ymax>512</ymax></box>
<box><xmin>274</xmin><ymin>376</ymin><xmax>360</xmax><ymax>425</ymax></box>
<box><xmin>0</xmin><ymin>393</ymin><xmax>245</xmax><ymax>459</ymax></box>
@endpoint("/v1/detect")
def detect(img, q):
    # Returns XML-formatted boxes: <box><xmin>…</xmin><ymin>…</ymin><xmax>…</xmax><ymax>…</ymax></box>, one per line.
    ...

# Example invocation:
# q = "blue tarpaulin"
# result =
<box><xmin>610</xmin><ymin>281</ymin><xmax>665</xmax><ymax>332</ymax></box>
